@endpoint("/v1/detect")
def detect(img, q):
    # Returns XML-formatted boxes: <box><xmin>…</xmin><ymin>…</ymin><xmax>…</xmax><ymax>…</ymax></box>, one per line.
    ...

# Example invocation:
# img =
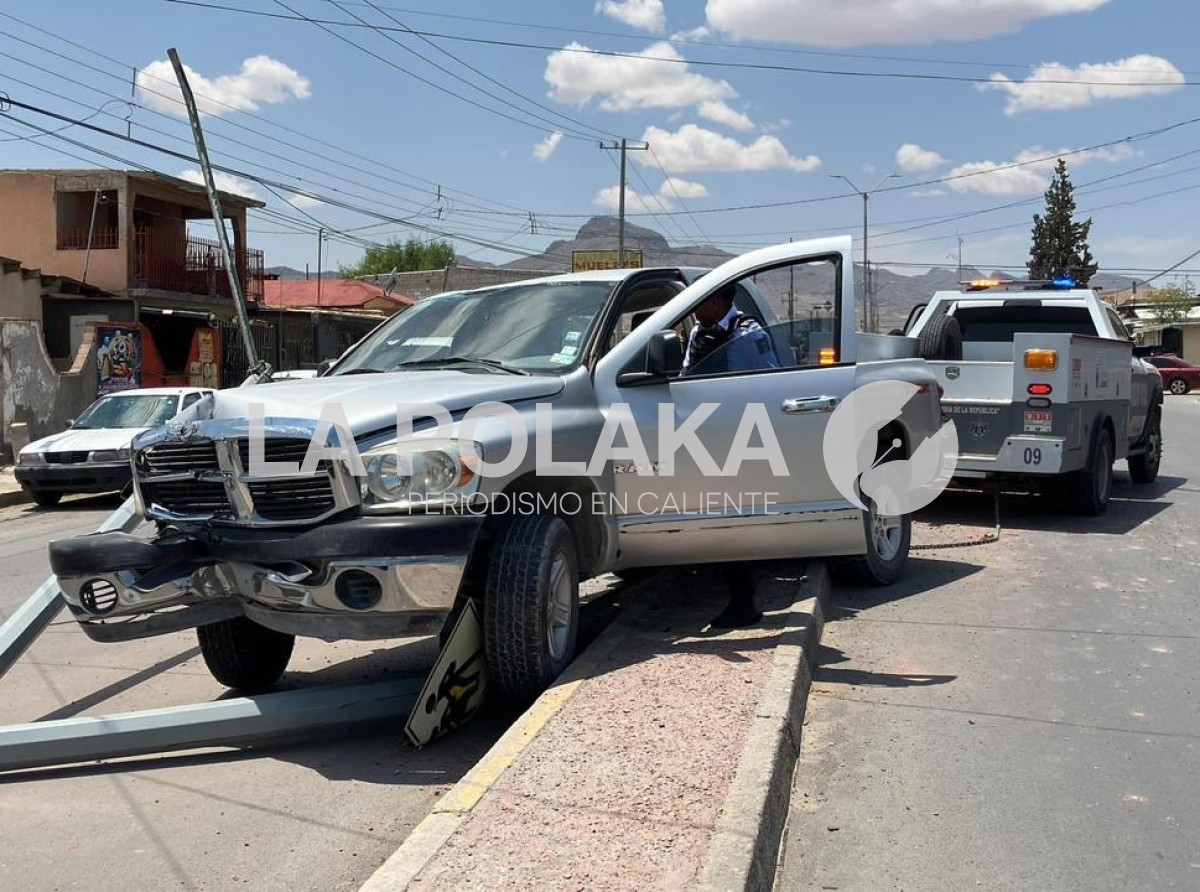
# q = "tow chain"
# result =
<box><xmin>911</xmin><ymin>489</ymin><xmax>1002</xmax><ymax>551</ymax></box>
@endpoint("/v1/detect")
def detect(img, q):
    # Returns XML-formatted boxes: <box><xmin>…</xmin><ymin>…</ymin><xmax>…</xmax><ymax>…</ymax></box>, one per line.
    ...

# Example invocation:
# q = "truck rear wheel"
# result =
<box><xmin>832</xmin><ymin>493</ymin><xmax>912</xmax><ymax>586</ymax></box>
<box><xmin>484</xmin><ymin>514</ymin><xmax>580</xmax><ymax>704</ymax></box>
<box><xmin>1067</xmin><ymin>431</ymin><xmax>1113</xmax><ymax>516</ymax></box>
<box><xmin>197</xmin><ymin>617</ymin><xmax>295</xmax><ymax>693</ymax></box>
<box><xmin>1128</xmin><ymin>408</ymin><xmax>1162</xmax><ymax>485</ymax></box>
<box><xmin>917</xmin><ymin>314</ymin><xmax>963</xmax><ymax>361</ymax></box>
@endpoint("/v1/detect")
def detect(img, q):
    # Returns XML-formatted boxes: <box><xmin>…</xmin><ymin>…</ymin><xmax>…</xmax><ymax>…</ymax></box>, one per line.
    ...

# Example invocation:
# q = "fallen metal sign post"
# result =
<box><xmin>0</xmin><ymin>497</ymin><xmax>140</xmax><ymax>681</ymax></box>
<box><xmin>0</xmin><ymin>677</ymin><xmax>423</xmax><ymax>773</ymax></box>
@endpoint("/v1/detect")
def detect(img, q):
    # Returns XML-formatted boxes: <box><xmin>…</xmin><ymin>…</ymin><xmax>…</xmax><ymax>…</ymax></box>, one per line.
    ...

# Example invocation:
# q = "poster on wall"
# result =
<box><xmin>188</xmin><ymin>327</ymin><xmax>220</xmax><ymax>388</ymax></box>
<box><xmin>96</xmin><ymin>326</ymin><xmax>142</xmax><ymax>394</ymax></box>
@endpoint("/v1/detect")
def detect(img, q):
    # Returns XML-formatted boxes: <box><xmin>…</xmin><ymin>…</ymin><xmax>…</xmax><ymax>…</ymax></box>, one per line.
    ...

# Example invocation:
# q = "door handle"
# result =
<box><xmin>781</xmin><ymin>396</ymin><xmax>840</xmax><ymax>415</ymax></box>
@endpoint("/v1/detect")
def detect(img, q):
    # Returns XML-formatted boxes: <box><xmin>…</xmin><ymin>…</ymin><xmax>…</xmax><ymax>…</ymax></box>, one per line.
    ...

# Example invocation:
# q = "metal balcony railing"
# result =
<box><xmin>133</xmin><ymin>230</ymin><xmax>264</xmax><ymax>301</ymax></box>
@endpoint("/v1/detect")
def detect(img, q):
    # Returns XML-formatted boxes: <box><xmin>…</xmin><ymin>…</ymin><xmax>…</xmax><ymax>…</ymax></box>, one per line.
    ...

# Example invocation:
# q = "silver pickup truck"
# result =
<box><xmin>50</xmin><ymin>237</ymin><xmax>943</xmax><ymax>701</ymax></box>
<box><xmin>904</xmin><ymin>279</ymin><xmax>1163</xmax><ymax>515</ymax></box>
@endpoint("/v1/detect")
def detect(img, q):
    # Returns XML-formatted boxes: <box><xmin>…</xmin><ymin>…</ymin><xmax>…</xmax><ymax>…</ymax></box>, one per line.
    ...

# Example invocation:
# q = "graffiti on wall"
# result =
<box><xmin>96</xmin><ymin>326</ymin><xmax>142</xmax><ymax>394</ymax></box>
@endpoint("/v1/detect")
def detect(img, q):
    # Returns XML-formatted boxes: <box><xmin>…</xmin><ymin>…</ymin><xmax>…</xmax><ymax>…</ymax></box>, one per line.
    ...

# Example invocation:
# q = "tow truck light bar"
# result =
<box><xmin>962</xmin><ymin>277</ymin><xmax>1079</xmax><ymax>292</ymax></box>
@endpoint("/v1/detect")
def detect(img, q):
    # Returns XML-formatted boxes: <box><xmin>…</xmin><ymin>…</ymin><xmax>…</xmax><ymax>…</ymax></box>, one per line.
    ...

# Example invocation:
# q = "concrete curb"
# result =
<box><xmin>0</xmin><ymin>490</ymin><xmax>30</xmax><ymax>509</ymax></box>
<box><xmin>697</xmin><ymin>561</ymin><xmax>831</xmax><ymax>892</ymax></box>
<box><xmin>359</xmin><ymin>562</ymin><xmax>831</xmax><ymax>892</ymax></box>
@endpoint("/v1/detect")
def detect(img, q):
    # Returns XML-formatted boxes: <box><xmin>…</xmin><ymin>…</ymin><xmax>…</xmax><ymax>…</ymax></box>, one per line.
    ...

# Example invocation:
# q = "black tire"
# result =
<box><xmin>197</xmin><ymin>617</ymin><xmax>294</xmax><ymax>693</ymax></box>
<box><xmin>1067</xmin><ymin>430</ymin><xmax>1114</xmax><ymax>516</ymax></box>
<box><xmin>1168</xmin><ymin>378</ymin><xmax>1190</xmax><ymax>395</ymax></box>
<box><xmin>832</xmin><ymin>494</ymin><xmax>912</xmax><ymax>586</ymax></box>
<box><xmin>31</xmin><ymin>491</ymin><xmax>63</xmax><ymax>507</ymax></box>
<box><xmin>484</xmin><ymin>514</ymin><xmax>579</xmax><ymax>703</ymax></box>
<box><xmin>917</xmin><ymin>314</ymin><xmax>963</xmax><ymax>361</ymax></box>
<box><xmin>1129</xmin><ymin>407</ymin><xmax>1162</xmax><ymax>485</ymax></box>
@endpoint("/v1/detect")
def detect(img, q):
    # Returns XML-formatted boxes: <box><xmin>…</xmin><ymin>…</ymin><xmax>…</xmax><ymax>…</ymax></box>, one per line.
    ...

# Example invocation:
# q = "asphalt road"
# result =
<box><xmin>778</xmin><ymin>397</ymin><xmax>1200</xmax><ymax>890</ymax></box>
<box><xmin>0</xmin><ymin>495</ymin><xmax>617</xmax><ymax>892</ymax></box>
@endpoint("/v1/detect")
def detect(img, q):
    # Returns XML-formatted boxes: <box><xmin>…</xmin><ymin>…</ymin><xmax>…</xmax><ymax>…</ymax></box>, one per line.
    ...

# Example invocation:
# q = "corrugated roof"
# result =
<box><xmin>261</xmin><ymin>278</ymin><xmax>413</xmax><ymax>311</ymax></box>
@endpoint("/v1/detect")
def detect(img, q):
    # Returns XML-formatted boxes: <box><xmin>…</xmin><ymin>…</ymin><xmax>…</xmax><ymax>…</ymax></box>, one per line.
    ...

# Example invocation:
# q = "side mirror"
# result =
<box><xmin>316</xmin><ymin>359</ymin><xmax>333</xmax><ymax>376</ymax></box>
<box><xmin>65</xmin><ymin>419</ymin><xmax>75</xmax><ymax>429</ymax></box>
<box><xmin>617</xmin><ymin>330</ymin><xmax>683</xmax><ymax>386</ymax></box>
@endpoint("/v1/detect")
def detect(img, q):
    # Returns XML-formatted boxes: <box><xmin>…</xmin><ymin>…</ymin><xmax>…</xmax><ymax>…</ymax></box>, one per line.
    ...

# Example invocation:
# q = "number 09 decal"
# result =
<box><xmin>1023</xmin><ymin>446</ymin><xmax>1043</xmax><ymax>466</ymax></box>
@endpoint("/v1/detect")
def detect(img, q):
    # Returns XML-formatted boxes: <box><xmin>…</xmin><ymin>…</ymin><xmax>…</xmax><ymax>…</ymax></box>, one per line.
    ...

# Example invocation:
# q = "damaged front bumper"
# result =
<box><xmin>48</xmin><ymin>514</ymin><xmax>484</xmax><ymax>643</ymax></box>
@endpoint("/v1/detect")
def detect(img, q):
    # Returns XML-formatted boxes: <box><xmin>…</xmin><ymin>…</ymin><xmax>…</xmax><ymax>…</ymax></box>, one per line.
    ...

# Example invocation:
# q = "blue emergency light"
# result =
<box><xmin>1051</xmin><ymin>276</ymin><xmax>1076</xmax><ymax>288</ymax></box>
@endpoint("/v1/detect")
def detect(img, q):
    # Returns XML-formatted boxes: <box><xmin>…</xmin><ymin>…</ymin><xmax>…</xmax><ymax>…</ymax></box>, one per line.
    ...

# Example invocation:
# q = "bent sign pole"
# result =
<box><xmin>0</xmin><ymin>497</ymin><xmax>140</xmax><ymax>681</ymax></box>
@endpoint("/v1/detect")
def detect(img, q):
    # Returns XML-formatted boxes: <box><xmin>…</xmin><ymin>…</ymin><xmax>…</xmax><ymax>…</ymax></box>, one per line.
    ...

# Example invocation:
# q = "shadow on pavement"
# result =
<box><xmin>919</xmin><ymin>478</ymin><xmax>1177</xmax><ymax>536</ymax></box>
<box><xmin>833</xmin><ymin>557</ymin><xmax>986</xmax><ymax>618</ymax></box>
<box><xmin>813</xmin><ymin>645</ymin><xmax>956</xmax><ymax>688</ymax></box>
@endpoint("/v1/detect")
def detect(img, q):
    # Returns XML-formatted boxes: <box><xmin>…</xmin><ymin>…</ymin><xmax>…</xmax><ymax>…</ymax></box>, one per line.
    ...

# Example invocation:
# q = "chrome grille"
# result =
<box><xmin>249</xmin><ymin>477</ymin><xmax>338</xmax><ymax>521</ymax></box>
<box><xmin>141</xmin><ymin>440</ymin><xmax>220</xmax><ymax>473</ymax></box>
<box><xmin>138</xmin><ymin>436</ymin><xmax>341</xmax><ymax>524</ymax></box>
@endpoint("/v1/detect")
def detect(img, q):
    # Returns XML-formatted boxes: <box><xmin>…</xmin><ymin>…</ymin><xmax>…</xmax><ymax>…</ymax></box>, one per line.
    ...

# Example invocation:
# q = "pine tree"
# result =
<box><xmin>1028</xmin><ymin>159</ymin><xmax>1098</xmax><ymax>285</ymax></box>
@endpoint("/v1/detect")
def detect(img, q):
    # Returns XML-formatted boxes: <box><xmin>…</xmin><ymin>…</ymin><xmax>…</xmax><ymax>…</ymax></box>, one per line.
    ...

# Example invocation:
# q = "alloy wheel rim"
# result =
<box><xmin>546</xmin><ymin>550</ymin><xmax>573</xmax><ymax>662</ymax></box>
<box><xmin>870</xmin><ymin>502</ymin><xmax>902</xmax><ymax>562</ymax></box>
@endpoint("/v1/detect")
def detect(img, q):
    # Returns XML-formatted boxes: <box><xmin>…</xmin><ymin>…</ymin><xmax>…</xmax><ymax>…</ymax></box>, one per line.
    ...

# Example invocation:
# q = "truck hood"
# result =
<box><xmin>208</xmin><ymin>370</ymin><xmax>565</xmax><ymax>436</ymax></box>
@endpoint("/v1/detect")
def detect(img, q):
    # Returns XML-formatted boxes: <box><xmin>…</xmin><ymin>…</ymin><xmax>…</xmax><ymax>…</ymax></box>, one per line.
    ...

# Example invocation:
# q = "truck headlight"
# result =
<box><xmin>359</xmin><ymin>439</ymin><xmax>482</xmax><ymax>511</ymax></box>
<box><xmin>18</xmin><ymin>450</ymin><xmax>45</xmax><ymax>466</ymax></box>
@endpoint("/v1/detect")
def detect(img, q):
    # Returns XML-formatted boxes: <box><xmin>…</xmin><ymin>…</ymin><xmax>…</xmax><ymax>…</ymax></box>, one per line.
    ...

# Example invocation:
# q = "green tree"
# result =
<box><xmin>1028</xmin><ymin>159</ymin><xmax>1098</xmax><ymax>285</ymax></box>
<box><xmin>1146</xmin><ymin>279</ymin><xmax>1197</xmax><ymax>328</ymax></box>
<box><xmin>339</xmin><ymin>237</ymin><xmax>455</xmax><ymax>277</ymax></box>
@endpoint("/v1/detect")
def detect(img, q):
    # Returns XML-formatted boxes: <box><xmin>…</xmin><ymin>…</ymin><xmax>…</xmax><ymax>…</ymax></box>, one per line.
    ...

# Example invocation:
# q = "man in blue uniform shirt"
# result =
<box><xmin>681</xmin><ymin>282</ymin><xmax>780</xmax><ymax>628</ymax></box>
<box><xmin>682</xmin><ymin>282</ymin><xmax>779</xmax><ymax>375</ymax></box>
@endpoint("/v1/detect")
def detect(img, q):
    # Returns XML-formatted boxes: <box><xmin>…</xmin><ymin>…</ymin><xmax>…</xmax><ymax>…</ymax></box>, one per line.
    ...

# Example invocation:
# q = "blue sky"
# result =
<box><xmin>2</xmin><ymin>0</ymin><xmax>1198</xmax><ymax>284</ymax></box>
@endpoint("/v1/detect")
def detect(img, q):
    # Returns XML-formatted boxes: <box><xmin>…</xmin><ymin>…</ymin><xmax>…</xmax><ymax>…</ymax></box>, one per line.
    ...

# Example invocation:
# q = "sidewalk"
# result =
<box><xmin>0</xmin><ymin>465</ymin><xmax>29</xmax><ymax>508</ymax></box>
<box><xmin>361</xmin><ymin>562</ymin><xmax>830</xmax><ymax>892</ymax></box>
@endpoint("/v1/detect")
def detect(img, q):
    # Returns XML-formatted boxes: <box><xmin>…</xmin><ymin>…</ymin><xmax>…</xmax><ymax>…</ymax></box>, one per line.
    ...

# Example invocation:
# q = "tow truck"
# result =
<box><xmin>903</xmin><ymin>277</ymin><xmax>1163</xmax><ymax>515</ymax></box>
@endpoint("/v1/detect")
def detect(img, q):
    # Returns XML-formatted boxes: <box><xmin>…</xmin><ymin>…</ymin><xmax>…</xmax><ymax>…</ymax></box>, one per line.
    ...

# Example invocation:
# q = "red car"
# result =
<box><xmin>1147</xmin><ymin>354</ymin><xmax>1200</xmax><ymax>395</ymax></box>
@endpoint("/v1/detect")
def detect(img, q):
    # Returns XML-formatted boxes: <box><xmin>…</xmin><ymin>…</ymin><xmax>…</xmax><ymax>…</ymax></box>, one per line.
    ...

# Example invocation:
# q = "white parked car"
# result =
<box><xmin>15</xmin><ymin>387</ymin><xmax>212</xmax><ymax>506</ymax></box>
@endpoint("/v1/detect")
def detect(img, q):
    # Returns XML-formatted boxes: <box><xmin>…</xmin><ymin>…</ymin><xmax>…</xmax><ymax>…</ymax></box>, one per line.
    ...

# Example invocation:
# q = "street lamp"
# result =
<box><xmin>830</xmin><ymin>173</ymin><xmax>900</xmax><ymax>331</ymax></box>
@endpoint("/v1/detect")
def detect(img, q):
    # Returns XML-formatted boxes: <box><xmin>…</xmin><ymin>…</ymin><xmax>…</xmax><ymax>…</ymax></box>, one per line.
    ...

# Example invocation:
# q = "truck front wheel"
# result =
<box><xmin>197</xmin><ymin>617</ymin><xmax>295</xmax><ymax>693</ymax></box>
<box><xmin>484</xmin><ymin>514</ymin><xmax>580</xmax><ymax>703</ymax></box>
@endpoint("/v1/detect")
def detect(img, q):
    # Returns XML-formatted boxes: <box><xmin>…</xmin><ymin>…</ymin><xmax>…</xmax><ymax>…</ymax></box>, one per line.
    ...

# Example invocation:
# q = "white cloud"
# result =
<box><xmin>909</xmin><ymin>189</ymin><xmax>948</xmax><ymax>198</ymax></box>
<box><xmin>946</xmin><ymin>145</ymin><xmax>1134</xmax><ymax>196</ymax></box>
<box><xmin>661</xmin><ymin>177</ymin><xmax>709</xmax><ymax>199</ymax></box>
<box><xmin>545</xmin><ymin>41</ymin><xmax>736</xmax><ymax>114</ymax></box>
<box><xmin>593</xmin><ymin>177</ymin><xmax>709</xmax><ymax>213</ymax></box>
<box><xmin>979</xmin><ymin>55</ymin><xmax>1185</xmax><ymax>115</ymax></box>
<box><xmin>138</xmin><ymin>56</ymin><xmax>310</xmax><ymax>118</ymax></box>
<box><xmin>706</xmin><ymin>0</ymin><xmax>1109</xmax><ymax>48</ymax></box>
<box><xmin>534</xmin><ymin>132</ymin><xmax>564</xmax><ymax>162</ymax></box>
<box><xmin>896</xmin><ymin>143</ymin><xmax>947</xmax><ymax>173</ymax></box>
<box><xmin>640</xmin><ymin>124</ymin><xmax>820</xmax><ymax>173</ymax></box>
<box><xmin>179</xmin><ymin>169</ymin><xmax>261</xmax><ymax>201</ymax></box>
<box><xmin>595</xmin><ymin>0</ymin><xmax>665</xmax><ymax>32</ymax></box>
<box><xmin>698</xmin><ymin>100</ymin><xmax>755</xmax><ymax>131</ymax></box>
<box><xmin>288</xmin><ymin>193</ymin><xmax>324</xmax><ymax>209</ymax></box>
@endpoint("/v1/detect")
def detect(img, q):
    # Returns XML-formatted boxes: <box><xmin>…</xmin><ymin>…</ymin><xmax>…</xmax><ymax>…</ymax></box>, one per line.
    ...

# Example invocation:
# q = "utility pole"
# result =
<box><xmin>830</xmin><ymin>173</ymin><xmax>900</xmax><ymax>331</ymax></box>
<box><xmin>316</xmin><ymin>227</ymin><xmax>324</xmax><ymax>307</ymax></box>
<box><xmin>956</xmin><ymin>235</ymin><xmax>964</xmax><ymax>282</ymax></box>
<box><xmin>168</xmin><ymin>47</ymin><xmax>266</xmax><ymax>381</ymax></box>
<box><xmin>599</xmin><ymin>139</ymin><xmax>649</xmax><ymax>267</ymax></box>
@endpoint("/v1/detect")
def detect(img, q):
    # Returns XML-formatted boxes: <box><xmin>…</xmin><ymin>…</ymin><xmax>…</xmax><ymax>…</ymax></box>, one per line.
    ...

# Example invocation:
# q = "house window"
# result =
<box><xmin>56</xmin><ymin>190</ymin><xmax>120</xmax><ymax>250</ymax></box>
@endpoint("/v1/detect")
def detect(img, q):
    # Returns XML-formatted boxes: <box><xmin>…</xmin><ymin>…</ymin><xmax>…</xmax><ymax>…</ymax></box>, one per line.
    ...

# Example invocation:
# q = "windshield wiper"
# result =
<box><xmin>394</xmin><ymin>356</ymin><xmax>531</xmax><ymax>376</ymax></box>
<box><xmin>337</xmin><ymin>367</ymin><xmax>386</xmax><ymax>375</ymax></box>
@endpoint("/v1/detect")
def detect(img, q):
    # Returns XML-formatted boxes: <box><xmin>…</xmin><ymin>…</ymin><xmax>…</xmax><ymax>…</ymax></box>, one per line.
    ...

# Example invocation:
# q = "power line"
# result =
<box><xmin>159</xmin><ymin>1</ymin><xmax>1200</xmax><ymax>88</ymax></box>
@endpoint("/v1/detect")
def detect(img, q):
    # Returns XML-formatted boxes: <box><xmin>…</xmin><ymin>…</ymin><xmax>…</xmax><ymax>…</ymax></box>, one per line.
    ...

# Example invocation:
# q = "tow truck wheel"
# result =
<box><xmin>1128</xmin><ymin>408</ymin><xmax>1162</xmax><ymax>485</ymax></box>
<box><xmin>197</xmin><ymin>617</ymin><xmax>295</xmax><ymax>693</ymax></box>
<box><xmin>1067</xmin><ymin>431</ymin><xmax>1113</xmax><ymax>516</ymax></box>
<box><xmin>484</xmin><ymin>514</ymin><xmax>580</xmax><ymax>704</ymax></box>
<box><xmin>832</xmin><ymin>493</ymin><xmax>912</xmax><ymax>586</ymax></box>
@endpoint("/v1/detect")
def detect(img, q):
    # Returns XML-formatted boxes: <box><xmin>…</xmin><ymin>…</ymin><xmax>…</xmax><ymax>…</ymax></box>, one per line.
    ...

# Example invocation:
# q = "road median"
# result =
<box><xmin>360</xmin><ymin>560</ymin><xmax>830</xmax><ymax>892</ymax></box>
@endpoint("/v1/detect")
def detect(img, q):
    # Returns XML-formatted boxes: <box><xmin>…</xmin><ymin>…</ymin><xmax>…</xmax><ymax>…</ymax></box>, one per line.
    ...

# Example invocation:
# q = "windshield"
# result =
<box><xmin>74</xmin><ymin>394</ymin><xmax>180</xmax><ymax>429</ymax></box>
<box><xmin>333</xmin><ymin>281</ymin><xmax>615</xmax><ymax>375</ymax></box>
